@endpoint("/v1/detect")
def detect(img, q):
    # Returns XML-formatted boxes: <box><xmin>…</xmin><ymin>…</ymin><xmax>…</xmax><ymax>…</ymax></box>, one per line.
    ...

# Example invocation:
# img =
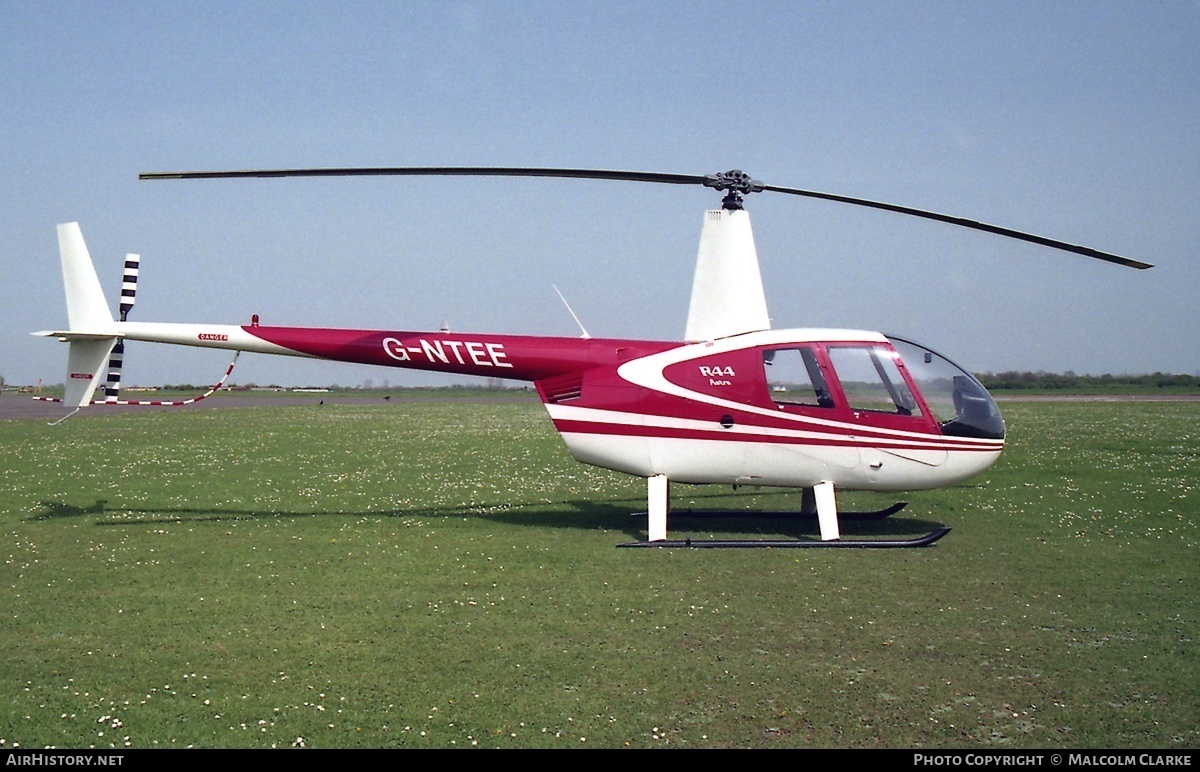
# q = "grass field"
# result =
<box><xmin>1</xmin><ymin>399</ymin><xmax>1196</xmax><ymax>748</ymax></box>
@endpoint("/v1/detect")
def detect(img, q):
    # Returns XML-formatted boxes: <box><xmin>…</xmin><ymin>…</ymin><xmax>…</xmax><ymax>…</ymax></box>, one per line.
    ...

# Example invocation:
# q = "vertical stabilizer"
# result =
<box><xmin>58</xmin><ymin>222</ymin><xmax>114</xmax><ymax>333</ymax></box>
<box><xmin>64</xmin><ymin>338</ymin><xmax>118</xmax><ymax>408</ymax></box>
<box><xmin>55</xmin><ymin>223</ymin><xmax>118</xmax><ymax>410</ymax></box>
<box><xmin>684</xmin><ymin>209</ymin><xmax>770</xmax><ymax>341</ymax></box>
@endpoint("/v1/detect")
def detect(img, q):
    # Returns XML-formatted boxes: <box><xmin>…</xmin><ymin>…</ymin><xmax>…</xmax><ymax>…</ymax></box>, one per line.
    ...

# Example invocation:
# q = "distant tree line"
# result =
<box><xmin>976</xmin><ymin>371</ymin><xmax>1200</xmax><ymax>392</ymax></box>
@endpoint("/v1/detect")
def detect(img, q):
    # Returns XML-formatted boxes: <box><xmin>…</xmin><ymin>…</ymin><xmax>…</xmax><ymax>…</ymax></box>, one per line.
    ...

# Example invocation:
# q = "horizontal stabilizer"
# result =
<box><xmin>32</xmin><ymin>330</ymin><xmax>120</xmax><ymax>341</ymax></box>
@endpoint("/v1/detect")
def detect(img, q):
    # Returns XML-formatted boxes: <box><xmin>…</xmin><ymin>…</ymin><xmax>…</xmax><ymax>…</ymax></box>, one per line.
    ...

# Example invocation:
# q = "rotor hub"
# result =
<box><xmin>702</xmin><ymin>170</ymin><xmax>766</xmax><ymax>210</ymax></box>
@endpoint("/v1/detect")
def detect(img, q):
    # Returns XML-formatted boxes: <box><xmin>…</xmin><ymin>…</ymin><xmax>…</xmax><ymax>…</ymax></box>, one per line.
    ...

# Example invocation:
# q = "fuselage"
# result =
<box><xmin>111</xmin><ymin>321</ymin><xmax>1005</xmax><ymax>492</ymax></box>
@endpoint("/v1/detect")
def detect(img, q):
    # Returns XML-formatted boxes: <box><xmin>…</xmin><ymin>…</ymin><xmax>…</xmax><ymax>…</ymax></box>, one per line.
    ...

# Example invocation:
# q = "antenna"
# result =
<box><xmin>553</xmin><ymin>284</ymin><xmax>591</xmax><ymax>339</ymax></box>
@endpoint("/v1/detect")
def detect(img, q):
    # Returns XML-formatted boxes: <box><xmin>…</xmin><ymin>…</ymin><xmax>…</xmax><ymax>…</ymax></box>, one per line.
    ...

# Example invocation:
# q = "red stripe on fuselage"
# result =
<box><xmin>241</xmin><ymin>325</ymin><xmax>679</xmax><ymax>382</ymax></box>
<box><xmin>549</xmin><ymin>411</ymin><xmax>1003</xmax><ymax>452</ymax></box>
<box><xmin>552</xmin><ymin>418</ymin><xmax>867</xmax><ymax>448</ymax></box>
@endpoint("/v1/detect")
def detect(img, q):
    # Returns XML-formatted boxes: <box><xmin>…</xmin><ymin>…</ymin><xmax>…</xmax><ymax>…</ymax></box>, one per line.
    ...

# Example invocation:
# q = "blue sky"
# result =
<box><xmin>3</xmin><ymin>1</ymin><xmax>1197</xmax><ymax>388</ymax></box>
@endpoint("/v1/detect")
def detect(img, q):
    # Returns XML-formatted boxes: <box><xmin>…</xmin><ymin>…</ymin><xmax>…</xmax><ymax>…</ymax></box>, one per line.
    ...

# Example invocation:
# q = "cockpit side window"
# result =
<box><xmin>827</xmin><ymin>345</ymin><xmax>922</xmax><ymax>416</ymax></box>
<box><xmin>761</xmin><ymin>346</ymin><xmax>836</xmax><ymax>409</ymax></box>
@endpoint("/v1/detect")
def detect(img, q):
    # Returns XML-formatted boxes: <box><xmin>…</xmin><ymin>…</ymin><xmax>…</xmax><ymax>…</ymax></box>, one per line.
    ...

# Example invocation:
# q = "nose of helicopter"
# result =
<box><xmin>943</xmin><ymin>375</ymin><xmax>1006</xmax><ymax>441</ymax></box>
<box><xmin>886</xmin><ymin>335</ymin><xmax>1005</xmax><ymax>441</ymax></box>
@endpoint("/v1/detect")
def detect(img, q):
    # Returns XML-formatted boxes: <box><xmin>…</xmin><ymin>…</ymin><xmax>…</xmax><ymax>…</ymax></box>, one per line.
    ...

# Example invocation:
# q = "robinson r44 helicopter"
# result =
<box><xmin>36</xmin><ymin>167</ymin><xmax>1151</xmax><ymax>547</ymax></box>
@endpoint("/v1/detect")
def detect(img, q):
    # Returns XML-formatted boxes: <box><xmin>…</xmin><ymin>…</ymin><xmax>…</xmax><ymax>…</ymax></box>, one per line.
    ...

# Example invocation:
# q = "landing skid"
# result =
<box><xmin>618</xmin><ymin>527</ymin><xmax>950</xmax><ymax>549</ymax></box>
<box><xmin>665</xmin><ymin>501</ymin><xmax>908</xmax><ymax>521</ymax></box>
<box><xmin>632</xmin><ymin>477</ymin><xmax>946</xmax><ymax>548</ymax></box>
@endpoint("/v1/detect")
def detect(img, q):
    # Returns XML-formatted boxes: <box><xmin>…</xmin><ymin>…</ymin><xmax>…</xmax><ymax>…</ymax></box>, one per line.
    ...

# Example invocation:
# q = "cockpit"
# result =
<box><xmin>886</xmin><ymin>336</ymin><xmax>1005</xmax><ymax>440</ymax></box>
<box><xmin>758</xmin><ymin>334</ymin><xmax>1005</xmax><ymax>441</ymax></box>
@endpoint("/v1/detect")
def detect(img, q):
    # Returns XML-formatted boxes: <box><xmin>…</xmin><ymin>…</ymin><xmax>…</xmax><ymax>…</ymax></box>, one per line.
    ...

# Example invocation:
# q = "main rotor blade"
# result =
<box><xmin>139</xmin><ymin>166</ymin><xmax>707</xmax><ymax>186</ymax></box>
<box><xmin>762</xmin><ymin>183</ymin><xmax>1152</xmax><ymax>269</ymax></box>
<box><xmin>139</xmin><ymin>165</ymin><xmax>1152</xmax><ymax>269</ymax></box>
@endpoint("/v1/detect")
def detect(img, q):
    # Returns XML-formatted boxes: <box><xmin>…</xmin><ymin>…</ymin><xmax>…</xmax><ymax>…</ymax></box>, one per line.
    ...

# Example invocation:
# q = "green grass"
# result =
<box><xmin>1</xmin><ymin>401</ymin><xmax>1196</xmax><ymax>748</ymax></box>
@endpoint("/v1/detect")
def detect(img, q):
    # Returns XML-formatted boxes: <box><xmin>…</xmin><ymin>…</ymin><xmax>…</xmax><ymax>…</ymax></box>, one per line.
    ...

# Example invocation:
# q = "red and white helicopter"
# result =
<box><xmin>36</xmin><ymin>168</ymin><xmax>1151</xmax><ymax>547</ymax></box>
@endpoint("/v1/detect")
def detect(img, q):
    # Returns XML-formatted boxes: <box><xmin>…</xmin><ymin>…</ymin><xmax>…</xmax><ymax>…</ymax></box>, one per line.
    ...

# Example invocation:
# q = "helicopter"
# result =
<box><xmin>35</xmin><ymin>167</ymin><xmax>1152</xmax><ymax>547</ymax></box>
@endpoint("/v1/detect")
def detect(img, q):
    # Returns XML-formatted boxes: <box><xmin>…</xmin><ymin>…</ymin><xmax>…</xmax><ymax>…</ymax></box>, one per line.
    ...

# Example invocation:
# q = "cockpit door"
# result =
<box><xmin>823</xmin><ymin>343</ymin><xmax>948</xmax><ymax>470</ymax></box>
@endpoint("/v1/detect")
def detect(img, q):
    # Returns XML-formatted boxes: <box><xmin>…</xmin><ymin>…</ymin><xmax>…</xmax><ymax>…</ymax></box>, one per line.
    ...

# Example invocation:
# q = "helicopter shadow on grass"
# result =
<box><xmin>32</xmin><ymin>487</ymin><xmax>950</xmax><ymax>544</ymax></box>
<box><xmin>29</xmin><ymin>495</ymin><xmax>645</xmax><ymax>539</ymax></box>
<box><xmin>31</xmin><ymin>499</ymin><xmax>111</xmax><ymax>520</ymax></box>
<box><xmin>31</xmin><ymin>494</ymin><xmax>648</xmax><ymax>536</ymax></box>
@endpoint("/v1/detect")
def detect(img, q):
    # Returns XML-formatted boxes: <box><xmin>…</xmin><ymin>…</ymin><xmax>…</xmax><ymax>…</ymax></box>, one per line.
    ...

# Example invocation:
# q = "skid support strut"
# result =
<box><xmin>647</xmin><ymin>474</ymin><xmax>668</xmax><ymax>542</ymax></box>
<box><xmin>814</xmin><ymin>480</ymin><xmax>839</xmax><ymax>541</ymax></box>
